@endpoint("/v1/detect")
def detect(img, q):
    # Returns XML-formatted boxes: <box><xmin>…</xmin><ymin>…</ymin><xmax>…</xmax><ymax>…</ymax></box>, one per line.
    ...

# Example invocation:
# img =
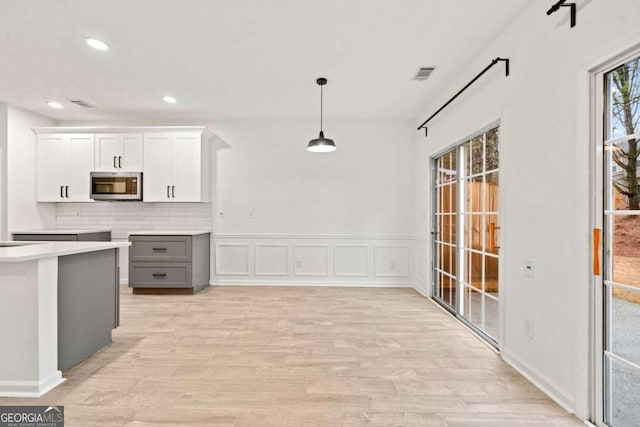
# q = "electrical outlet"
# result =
<box><xmin>296</xmin><ymin>260</ymin><xmax>303</xmax><ymax>269</ymax></box>
<box><xmin>248</xmin><ymin>210</ymin><xmax>255</xmax><ymax>219</ymax></box>
<box><xmin>524</xmin><ymin>319</ymin><xmax>535</xmax><ymax>339</ymax></box>
<box><xmin>524</xmin><ymin>259</ymin><xmax>535</xmax><ymax>278</ymax></box>
<box><xmin>390</xmin><ymin>262</ymin><xmax>396</xmax><ymax>271</ymax></box>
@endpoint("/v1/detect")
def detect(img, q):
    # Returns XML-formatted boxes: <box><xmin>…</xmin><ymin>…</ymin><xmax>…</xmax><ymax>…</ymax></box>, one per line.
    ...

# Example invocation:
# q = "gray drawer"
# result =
<box><xmin>129</xmin><ymin>262</ymin><xmax>192</xmax><ymax>288</ymax></box>
<box><xmin>129</xmin><ymin>236</ymin><xmax>192</xmax><ymax>262</ymax></box>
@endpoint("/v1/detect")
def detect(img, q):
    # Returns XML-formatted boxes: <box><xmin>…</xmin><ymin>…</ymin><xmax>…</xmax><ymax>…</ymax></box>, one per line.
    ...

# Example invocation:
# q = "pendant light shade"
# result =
<box><xmin>307</xmin><ymin>77</ymin><xmax>336</xmax><ymax>153</ymax></box>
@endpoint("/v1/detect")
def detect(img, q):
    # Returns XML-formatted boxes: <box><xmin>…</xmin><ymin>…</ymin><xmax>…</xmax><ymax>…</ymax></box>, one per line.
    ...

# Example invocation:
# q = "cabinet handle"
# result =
<box><xmin>118</xmin><ymin>156</ymin><xmax>122</xmax><ymax>168</ymax></box>
<box><xmin>167</xmin><ymin>185</ymin><xmax>170</xmax><ymax>198</ymax></box>
<box><xmin>60</xmin><ymin>185</ymin><xmax>64</xmax><ymax>198</ymax></box>
<box><xmin>65</xmin><ymin>186</ymin><xmax>69</xmax><ymax>198</ymax></box>
<box><xmin>152</xmin><ymin>273</ymin><xmax>167</xmax><ymax>278</ymax></box>
<box><xmin>172</xmin><ymin>185</ymin><xmax>175</xmax><ymax>198</ymax></box>
<box><xmin>152</xmin><ymin>247</ymin><xmax>167</xmax><ymax>252</ymax></box>
<box><xmin>113</xmin><ymin>156</ymin><xmax>117</xmax><ymax>168</ymax></box>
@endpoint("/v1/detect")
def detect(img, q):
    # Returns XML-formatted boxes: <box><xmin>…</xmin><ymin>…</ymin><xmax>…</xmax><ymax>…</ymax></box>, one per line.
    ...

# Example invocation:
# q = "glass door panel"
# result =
<box><xmin>433</xmin><ymin>149</ymin><xmax>458</xmax><ymax>310</ymax></box>
<box><xmin>432</xmin><ymin>126</ymin><xmax>500</xmax><ymax>346</ymax></box>
<box><xmin>460</xmin><ymin>129</ymin><xmax>500</xmax><ymax>343</ymax></box>
<box><xmin>603</xmin><ymin>56</ymin><xmax>640</xmax><ymax>427</ymax></box>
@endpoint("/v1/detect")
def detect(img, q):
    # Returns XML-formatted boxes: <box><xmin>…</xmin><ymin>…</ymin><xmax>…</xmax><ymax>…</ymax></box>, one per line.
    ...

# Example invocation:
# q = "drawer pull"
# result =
<box><xmin>152</xmin><ymin>247</ymin><xmax>167</xmax><ymax>252</ymax></box>
<box><xmin>152</xmin><ymin>273</ymin><xmax>167</xmax><ymax>278</ymax></box>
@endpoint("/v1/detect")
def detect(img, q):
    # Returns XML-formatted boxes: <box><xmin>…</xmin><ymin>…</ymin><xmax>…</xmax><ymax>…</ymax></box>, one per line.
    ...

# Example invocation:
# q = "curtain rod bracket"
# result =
<box><xmin>546</xmin><ymin>1</ymin><xmax>576</xmax><ymax>28</ymax></box>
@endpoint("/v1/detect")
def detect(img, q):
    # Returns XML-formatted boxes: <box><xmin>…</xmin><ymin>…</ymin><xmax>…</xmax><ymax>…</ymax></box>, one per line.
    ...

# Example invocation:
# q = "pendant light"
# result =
<box><xmin>307</xmin><ymin>77</ymin><xmax>336</xmax><ymax>153</ymax></box>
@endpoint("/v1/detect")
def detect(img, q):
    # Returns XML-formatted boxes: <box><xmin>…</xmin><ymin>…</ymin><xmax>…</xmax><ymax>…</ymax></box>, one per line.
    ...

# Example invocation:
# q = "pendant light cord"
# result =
<box><xmin>320</xmin><ymin>84</ymin><xmax>324</xmax><ymax>133</ymax></box>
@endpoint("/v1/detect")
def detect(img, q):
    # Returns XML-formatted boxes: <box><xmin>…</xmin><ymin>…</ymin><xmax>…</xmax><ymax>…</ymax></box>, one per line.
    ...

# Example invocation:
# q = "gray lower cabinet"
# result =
<box><xmin>129</xmin><ymin>233</ymin><xmax>210</xmax><ymax>294</ymax></box>
<box><xmin>58</xmin><ymin>248</ymin><xmax>118</xmax><ymax>371</ymax></box>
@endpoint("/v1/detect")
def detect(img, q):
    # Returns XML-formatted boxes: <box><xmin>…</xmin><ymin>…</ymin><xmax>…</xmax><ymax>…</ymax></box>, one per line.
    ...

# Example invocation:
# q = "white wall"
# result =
<box><xmin>211</xmin><ymin>119</ymin><xmax>415</xmax><ymax>286</ymax></box>
<box><xmin>6</xmin><ymin>106</ymin><xmax>56</xmax><ymax>234</ymax></box>
<box><xmin>213</xmin><ymin>120</ymin><xmax>413</xmax><ymax>235</ymax></box>
<box><xmin>0</xmin><ymin>103</ymin><xmax>7</xmax><ymax>240</ymax></box>
<box><xmin>412</xmin><ymin>0</ymin><xmax>640</xmax><ymax>420</ymax></box>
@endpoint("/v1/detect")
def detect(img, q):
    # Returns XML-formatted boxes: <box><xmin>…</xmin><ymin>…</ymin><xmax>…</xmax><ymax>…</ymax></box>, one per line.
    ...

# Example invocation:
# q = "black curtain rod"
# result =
<box><xmin>416</xmin><ymin>57</ymin><xmax>510</xmax><ymax>136</ymax></box>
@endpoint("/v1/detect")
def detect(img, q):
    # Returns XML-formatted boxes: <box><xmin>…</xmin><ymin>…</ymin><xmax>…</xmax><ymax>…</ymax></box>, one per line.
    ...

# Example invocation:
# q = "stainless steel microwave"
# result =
<box><xmin>90</xmin><ymin>172</ymin><xmax>142</xmax><ymax>201</ymax></box>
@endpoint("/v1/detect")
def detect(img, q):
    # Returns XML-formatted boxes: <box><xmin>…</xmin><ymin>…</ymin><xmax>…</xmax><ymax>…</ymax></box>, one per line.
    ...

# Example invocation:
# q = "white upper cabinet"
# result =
<box><xmin>95</xmin><ymin>133</ymin><xmax>143</xmax><ymax>171</ymax></box>
<box><xmin>37</xmin><ymin>134</ymin><xmax>94</xmax><ymax>202</ymax></box>
<box><xmin>143</xmin><ymin>132</ymin><xmax>210</xmax><ymax>202</ymax></box>
<box><xmin>34</xmin><ymin>126</ymin><xmax>213</xmax><ymax>203</ymax></box>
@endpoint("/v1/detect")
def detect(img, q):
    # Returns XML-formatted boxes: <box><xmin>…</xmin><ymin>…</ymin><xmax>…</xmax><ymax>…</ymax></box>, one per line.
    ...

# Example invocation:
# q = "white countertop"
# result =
<box><xmin>12</xmin><ymin>229</ymin><xmax>112</xmax><ymax>235</ymax></box>
<box><xmin>0</xmin><ymin>241</ymin><xmax>130</xmax><ymax>262</ymax></box>
<box><xmin>128</xmin><ymin>230</ymin><xmax>211</xmax><ymax>236</ymax></box>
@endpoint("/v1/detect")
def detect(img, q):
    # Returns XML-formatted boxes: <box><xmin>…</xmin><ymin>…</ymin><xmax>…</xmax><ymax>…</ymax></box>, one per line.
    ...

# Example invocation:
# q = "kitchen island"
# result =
<box><xmin>0</xmin><ymin>240</ymin><xmax>129</xmax><ymax>397</ymax></box>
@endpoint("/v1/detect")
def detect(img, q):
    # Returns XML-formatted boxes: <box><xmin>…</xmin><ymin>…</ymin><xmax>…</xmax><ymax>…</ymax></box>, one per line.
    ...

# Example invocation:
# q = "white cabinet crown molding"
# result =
<box><xmin>32</xmin><ymin>126</ymin><xmax>212</xmax><ymax>136</ymax></box>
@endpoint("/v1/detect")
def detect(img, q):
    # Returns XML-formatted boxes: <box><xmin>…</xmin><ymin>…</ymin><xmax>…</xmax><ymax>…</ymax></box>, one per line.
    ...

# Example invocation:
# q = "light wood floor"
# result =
<box><xmin>0</xmin><ymin>285</ymin><xmax>582</xmax><ymax>426</ymax></box>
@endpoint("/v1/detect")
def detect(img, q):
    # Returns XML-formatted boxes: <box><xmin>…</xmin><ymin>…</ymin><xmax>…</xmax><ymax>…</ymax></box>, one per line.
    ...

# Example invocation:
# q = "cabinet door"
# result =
<box><xmin>143</xmin><ymin>133</ymin><xmax>173</xmax><ymax>201</ymax></box>
<box><xmin>67</xmin><ymin>134</ymin><xmax>95</xmax><ymax>201</ymax></box>
<box><xmin>94</xmin><ymin>134</ymin><xmax>121</xmax><ymax>171</ymax></box>
<box><xmin>172</xmin><ymin>133</ymin><xmax>201</xmax><ymax>201</ymax></box>
<box><xmin>121</xmin><ymin>134</ymin><xmax>143</xmax><ymax>171</ymax></box>
<box><xmin>37</xmin><ymin>135</ymin><xmax>68</xmax><ymax>201</ymax></box>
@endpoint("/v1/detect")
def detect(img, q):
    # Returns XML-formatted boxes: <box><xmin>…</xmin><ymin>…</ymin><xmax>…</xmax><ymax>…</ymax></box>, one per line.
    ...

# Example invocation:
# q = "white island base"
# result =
<box><xmin>0</xmin><ymin>257</ymin><xmax>64</xmax><ymax>397</ymax></box>
<box><xmin>0</xmin><ymin>240</ymin><xmax>129</xmax><ymax>397</ymax></box>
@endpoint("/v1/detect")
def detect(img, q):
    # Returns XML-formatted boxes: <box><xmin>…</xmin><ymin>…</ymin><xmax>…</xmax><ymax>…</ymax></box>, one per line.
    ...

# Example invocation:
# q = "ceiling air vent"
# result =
<box><xmin>69</xmin><ymin>99</ymin><xmax>95</xmax><ymax>108</ymax></box>
<box><xmin>413</xmin><ymin>67</ymin><xmax>435</xmax><ymax>81</ymax></box>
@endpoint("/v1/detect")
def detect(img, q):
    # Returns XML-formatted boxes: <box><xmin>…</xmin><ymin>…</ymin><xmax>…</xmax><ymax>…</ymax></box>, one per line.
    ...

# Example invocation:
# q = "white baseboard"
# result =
<box><xmin>412</xmin><ymin>283</ymin><xmax>430</xmax><ymax>298</ymax></box>
<box><xmin>0</xmin><ymin>372</ymin><xmax>65</xmax><ymax>397</ymax></box>
<box><xmin>502</xmin><ymin>348</ymin><xmax>576</xmax><ymax>415</ymax></box>
<box><xmin>209</xmin><ymin>279</ymin><xmax>414</xmax><ymax>288</ymax></box>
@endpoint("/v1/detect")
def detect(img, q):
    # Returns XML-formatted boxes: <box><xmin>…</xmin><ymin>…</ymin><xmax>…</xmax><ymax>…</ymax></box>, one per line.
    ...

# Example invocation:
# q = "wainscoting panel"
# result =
<box><xmin>254</xmin><ymin>244</ymin><xmax>289</xmax><ymax>276</ymax></box>
<box><xmin>294</xmin><ymin>245</ymin><xmax>329</xmax><ymax>276</ymax></box>
<box><xmin>215</xmin><ymin>243</ymin><xmax>250</xmax><ymax>275</ymax></box>
<box><xmin>374</xmin><ymin>246</ymin><xmax>409</xmax><ymax>277</ymax></box>
<box><xmin>334</xmin><ymin>245</ymin><xmax>368</xmax><ymax>277</ymax></box>
<box><xmin>212</xmin><ymin>235</ymin><xmax>415</xmax><ymax>287</ymax></box>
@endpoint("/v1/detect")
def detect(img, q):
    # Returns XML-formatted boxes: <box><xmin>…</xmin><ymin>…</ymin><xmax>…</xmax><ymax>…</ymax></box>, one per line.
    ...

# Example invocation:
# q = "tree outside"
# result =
<box><xmin>609</xmin><ymin>58</ymin><xmax>640</xmax><ymax>210</ymax></box>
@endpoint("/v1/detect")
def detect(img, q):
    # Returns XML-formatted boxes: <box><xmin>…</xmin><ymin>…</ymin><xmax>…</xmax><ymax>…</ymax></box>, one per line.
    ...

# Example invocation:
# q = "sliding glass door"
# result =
<box><xmin>601</xmin><ymin>55</ymin><xmax>640</xmax><ymax>427</ymax></box>
<box><xmin>432</xmin><ymin>126</ymin><xmax>501</xmax><ymax>345</ymax></box>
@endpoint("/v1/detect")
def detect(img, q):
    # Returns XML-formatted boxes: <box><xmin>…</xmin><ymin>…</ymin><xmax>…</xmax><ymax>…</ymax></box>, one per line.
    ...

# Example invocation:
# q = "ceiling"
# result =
<box><xmin>0</xmin><ymin>0</ymin><xmax>529</xmax><ymax>121</ymax></box>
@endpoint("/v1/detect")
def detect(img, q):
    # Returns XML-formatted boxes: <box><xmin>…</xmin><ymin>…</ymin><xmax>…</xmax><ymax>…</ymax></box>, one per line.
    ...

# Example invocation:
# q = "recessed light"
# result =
<box><xmin>162</xmin><ymin>96</ymin><xmax>177</xmax><ymax>104</ymax></box>
<box><xmin>47</xmin><ymin>101</ymin><xmax>64</xmax><ymax>109</ymax></box>
<box><xmin>85</xmin><ymin>37</ymin><xmax>109</xmax><ymax>51</ymax></box>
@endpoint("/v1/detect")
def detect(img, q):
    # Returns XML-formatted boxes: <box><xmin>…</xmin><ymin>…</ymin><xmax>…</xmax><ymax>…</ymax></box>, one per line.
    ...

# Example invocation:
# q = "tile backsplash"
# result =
<box><xmin>56</xmin><ymin>202</ymin><xmax>213</xmax><ymax>239</ymax></box>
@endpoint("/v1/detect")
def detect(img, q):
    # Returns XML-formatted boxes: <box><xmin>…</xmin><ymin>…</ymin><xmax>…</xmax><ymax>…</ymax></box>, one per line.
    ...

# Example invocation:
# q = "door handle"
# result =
<box><xmin>65</xmin><ymin>186</ymin><xmax>69</xmax><ymax>198</ymax></box>
<box><xmin>593</xmin><ymin>228</ymin><xmax>601</xmax><ymax>276</ymax></box>
<box><xmin>118</xmin><ymin>156</ymin><xmax>122</xmax><ymax>168</ymax></box>
<box><xmin>113</xmin><ymin>156</ymin><xmax>117</xmax><ymax>168</ymax></box>
<box><xmin>60</xmin><ymin>185</ymin><xmax>64</xmax><ymax>198</ymax></box>
<box><xmin>152</xmin><ymin>247</ymin><xmax>167</xmax><ymax>252</ymax></box>
<box><xmin>152</xmin><ymin>273</ymin><xmax>167</xmax><ymax>278</ymax></box>
<box><xmin>490</xmin><ymin>223</ymin><xmax>500</xmax><ymax>251</ymax></box>
<box><xmin>167</xmin><ymin>185</ymin><xmax>170</xmax><ymax>198</ymax></box>
<box><xmin>172</xmin><ymin>185</ymin><xmax>175</xmax><ymax>198</ymax></box>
